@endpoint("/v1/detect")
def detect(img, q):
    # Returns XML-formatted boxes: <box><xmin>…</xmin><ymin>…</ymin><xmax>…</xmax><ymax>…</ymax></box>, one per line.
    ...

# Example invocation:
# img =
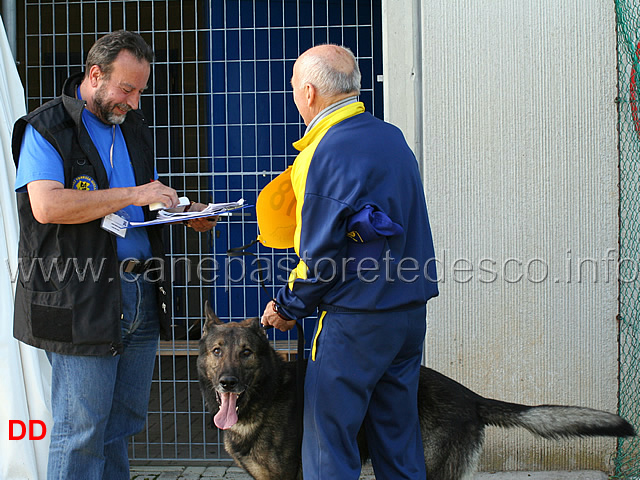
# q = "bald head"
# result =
<box><xmin>294</xmin><ymin>44</ymin><xmax>361</xmax><ymax>99</ymax></box>
<box><xmin>290</xmin><ymin>44</ymin><xmax>361</xmax><ymax>125</ymax></box>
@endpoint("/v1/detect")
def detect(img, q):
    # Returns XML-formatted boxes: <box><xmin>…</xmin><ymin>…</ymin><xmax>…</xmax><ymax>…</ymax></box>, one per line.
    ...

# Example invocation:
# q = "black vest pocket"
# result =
<box><xmin>31</xmin><ymin>303</ymin><xmax>72</xmax><ymax>343</ymax></box>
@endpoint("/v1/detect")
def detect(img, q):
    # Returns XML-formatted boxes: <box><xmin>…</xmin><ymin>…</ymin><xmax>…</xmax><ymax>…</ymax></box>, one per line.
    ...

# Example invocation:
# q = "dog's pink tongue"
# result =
<box><xmin>215</xmin><ymin>392</ymin><xmax>239</xmax><ymax>430</ymax></box>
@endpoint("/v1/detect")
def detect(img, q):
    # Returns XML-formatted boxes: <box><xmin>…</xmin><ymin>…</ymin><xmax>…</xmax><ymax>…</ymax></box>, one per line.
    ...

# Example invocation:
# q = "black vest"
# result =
<box><xmin>12</xmin><ymin>72</ymin><xmax>171</xmax><ymax>355</ymax></box>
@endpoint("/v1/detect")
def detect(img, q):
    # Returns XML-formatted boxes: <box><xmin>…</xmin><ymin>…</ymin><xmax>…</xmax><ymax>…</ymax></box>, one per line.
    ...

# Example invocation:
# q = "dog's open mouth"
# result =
<box><xmin>215</xmin><ymin>391</ymin><xmax>242</xmax><ymax>430</ymax></box>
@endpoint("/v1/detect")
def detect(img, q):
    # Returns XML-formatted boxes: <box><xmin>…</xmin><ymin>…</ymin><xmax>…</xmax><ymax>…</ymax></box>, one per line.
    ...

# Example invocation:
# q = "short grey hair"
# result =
<box><xmin>85</xmin><ymin>30</ymin><xmax>154</xmax><ymax>78</ymax></box>
<box><xmin>296</xmin><ymin>45</ymin><xmax>361</xmax><ymax>97</ymax></box>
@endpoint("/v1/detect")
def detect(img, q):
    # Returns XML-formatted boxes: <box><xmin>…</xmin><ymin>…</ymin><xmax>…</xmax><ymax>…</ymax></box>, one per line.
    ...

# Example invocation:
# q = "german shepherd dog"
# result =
<box><xmin>197</xmin><ymin>303</ymin><xmax>635</xmax><ymax>480</ymax></box>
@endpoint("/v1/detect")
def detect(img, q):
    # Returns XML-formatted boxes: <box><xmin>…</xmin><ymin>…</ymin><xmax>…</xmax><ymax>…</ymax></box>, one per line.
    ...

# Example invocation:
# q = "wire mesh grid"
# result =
<box><xmin>17</xmin><ymin>0</ymin><xmax>382</xmax><ymax>463</ymax></box>
<box><xmin>615</xmin><ymin>0</ymin><xmax>640</xmax><ymax>477</ymax></box>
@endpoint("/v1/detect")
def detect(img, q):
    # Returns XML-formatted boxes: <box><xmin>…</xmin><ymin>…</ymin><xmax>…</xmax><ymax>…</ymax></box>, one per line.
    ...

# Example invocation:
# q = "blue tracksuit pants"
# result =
<box><xmin>302</xmin><ymin>304</ymin><xmax>427</xmax><ymax>480</ymax></box>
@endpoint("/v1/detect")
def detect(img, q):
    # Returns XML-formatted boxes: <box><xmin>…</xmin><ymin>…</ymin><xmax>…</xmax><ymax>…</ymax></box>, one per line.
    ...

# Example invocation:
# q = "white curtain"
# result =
<box><xmin>0</xmin><ymin>16</ymin><xmax>52</xmax><ymax>480</ymax></box>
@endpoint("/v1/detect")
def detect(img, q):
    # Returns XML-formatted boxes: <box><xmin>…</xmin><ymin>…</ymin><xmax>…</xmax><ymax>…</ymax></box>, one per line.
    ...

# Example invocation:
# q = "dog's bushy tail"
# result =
<box><xmin>478</xmin><ymin>400</ymin><xmax>636</xmax><ymax>440</ymax></box>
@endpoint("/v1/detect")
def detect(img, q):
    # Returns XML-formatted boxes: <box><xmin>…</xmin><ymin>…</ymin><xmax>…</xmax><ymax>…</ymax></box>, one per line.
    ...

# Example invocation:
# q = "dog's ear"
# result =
<box><xmin>202</xmin><ymin>300</ymin><xmax>223</xmax><ymax>336</ymax></box>
<box><xmin>242</xmin><ymin>317</ymin><xmax>263</xmax><ymax>330</ymax></box>
<box><xmin>241</xmin><ymin>316</ymin><xmax>264</xmax><ymax>333</ymax></box>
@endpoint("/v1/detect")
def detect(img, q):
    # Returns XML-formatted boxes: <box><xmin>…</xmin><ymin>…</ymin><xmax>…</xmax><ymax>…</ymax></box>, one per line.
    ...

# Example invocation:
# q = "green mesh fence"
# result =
<box><xmin>616</xmin><ymin>0</ymin><xmax>640</xmax><ymax>477</ymax></box>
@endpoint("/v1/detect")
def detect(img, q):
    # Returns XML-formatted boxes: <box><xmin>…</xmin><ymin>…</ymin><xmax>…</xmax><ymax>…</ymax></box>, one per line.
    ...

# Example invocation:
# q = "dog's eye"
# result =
<box><xmin>212</xmin><ymin>347</ymin><xmax>222</xmax><ymax>357</ymax></box>
<box><xmin>241</xmin><ymin>349</ymin><xmax>252</xmax><ymax>358</ymax></box>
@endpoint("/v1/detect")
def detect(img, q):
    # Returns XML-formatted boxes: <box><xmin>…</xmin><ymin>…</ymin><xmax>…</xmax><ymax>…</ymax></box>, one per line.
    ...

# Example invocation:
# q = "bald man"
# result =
<box><xmin>261</xmin><ymin>45</ymin><xmax>438</xmax><ymax>479</ymax></box>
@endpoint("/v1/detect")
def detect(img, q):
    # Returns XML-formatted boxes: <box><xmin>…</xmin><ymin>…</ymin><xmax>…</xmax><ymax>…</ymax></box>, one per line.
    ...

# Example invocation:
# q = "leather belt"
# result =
<box><xmin>120</xmin><ymin>259</ymin><xmax>152</xmax><ymax>274</ymax></box>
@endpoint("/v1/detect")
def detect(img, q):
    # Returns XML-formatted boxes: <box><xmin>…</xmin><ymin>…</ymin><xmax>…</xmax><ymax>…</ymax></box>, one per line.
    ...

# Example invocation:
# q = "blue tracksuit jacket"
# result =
<box><xmin>275</xmin><ymin>102</ymin><xmax>438</xmax><ymax>319</ymax></box>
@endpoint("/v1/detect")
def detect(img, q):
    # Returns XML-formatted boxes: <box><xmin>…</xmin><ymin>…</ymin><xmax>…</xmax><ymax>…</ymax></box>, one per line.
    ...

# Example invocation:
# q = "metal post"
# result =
<box><xmin>1</xmin><ymin>0</ymin><xmax>17</xmax><ymax>60</ymax></box>
<box><xmin>412</xmin><ymin>0</ymin><xmax>423</xmax><ymax>178</ymax></box>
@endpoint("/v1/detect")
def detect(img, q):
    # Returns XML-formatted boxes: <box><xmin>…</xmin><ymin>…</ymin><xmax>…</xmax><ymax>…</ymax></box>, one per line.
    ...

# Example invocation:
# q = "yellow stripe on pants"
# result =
<box><xmin>311</xmin><ymin>311</ymin><xmax>327</xmax><ymax>361</ymax></box>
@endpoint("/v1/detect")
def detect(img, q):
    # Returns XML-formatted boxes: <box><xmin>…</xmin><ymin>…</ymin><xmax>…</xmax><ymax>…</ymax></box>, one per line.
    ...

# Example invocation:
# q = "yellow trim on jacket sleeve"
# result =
<box><xmin>288</xmin><ymin>102</ymin><xmax>366</xmax><ymax>291</ymax></box>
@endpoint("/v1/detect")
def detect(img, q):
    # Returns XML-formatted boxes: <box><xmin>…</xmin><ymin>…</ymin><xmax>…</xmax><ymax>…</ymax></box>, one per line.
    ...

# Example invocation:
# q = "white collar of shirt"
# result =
<box><xmin>304</xmin><ymin>96</ymin><xmax>359</xmax><ymax>136</ymax></box>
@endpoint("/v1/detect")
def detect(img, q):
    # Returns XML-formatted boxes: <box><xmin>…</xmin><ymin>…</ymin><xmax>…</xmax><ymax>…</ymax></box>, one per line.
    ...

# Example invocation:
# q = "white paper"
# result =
<box><xmin>128</xmin><ymin>198</ymin><xmax>248</xmax><ymax>227</ymax></box>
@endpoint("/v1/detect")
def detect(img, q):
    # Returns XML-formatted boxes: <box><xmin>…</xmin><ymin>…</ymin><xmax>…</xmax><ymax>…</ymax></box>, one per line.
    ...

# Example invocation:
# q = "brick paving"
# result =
<box><xmin>130</xmin><ymin>465</ymin><xmax>609</xmax><ymax>480</ymax></box>
<box><xmin>130</xmin><ymin>463</ymin><xmax>377</xmax><ymax>479</ymax></box>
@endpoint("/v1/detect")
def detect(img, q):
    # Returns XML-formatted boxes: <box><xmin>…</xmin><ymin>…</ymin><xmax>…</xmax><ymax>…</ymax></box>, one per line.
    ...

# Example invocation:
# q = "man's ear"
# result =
<box><xmin>305</xmin><ymin>82</ymin><xmax>316</xmax><ymax>107</ymax></box>
<box><xmin>88</xmin><ymin>64</ymin><xmax>106</xmax><ymax>88</ymax></box>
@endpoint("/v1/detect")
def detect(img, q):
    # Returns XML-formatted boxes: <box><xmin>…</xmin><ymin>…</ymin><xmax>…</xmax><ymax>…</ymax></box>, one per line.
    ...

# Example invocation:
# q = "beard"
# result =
<box><xmin>93</xmin><ymin>83</ymin><xmax>131</xmax><ymax>125</ymax></box>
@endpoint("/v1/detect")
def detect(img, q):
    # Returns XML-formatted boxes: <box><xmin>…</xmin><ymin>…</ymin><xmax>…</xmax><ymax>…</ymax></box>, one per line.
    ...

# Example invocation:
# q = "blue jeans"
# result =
<box><xmin>46</xmin><ymin>273</ymin><xmax>160</xmax><ymax>480</ymax></box>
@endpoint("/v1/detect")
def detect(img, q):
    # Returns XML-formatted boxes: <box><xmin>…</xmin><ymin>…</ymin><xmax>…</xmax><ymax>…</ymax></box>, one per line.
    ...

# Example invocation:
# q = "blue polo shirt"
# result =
<box><xmin>15</xmin><ymin>100</ymin><xmax>155</xmax><ymax>261</ymax></box>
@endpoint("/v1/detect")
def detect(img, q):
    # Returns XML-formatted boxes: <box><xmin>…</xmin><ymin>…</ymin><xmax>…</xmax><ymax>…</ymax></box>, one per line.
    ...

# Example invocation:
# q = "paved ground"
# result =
<box><xmin>130</xmin><ymin>463</ymin><xmax>376</xmax><ymax>479</ymax></box>
<box><xmin>130</xmin><ymin>464</ymin><xmax>609</xmax><ymax>480</ymax></box>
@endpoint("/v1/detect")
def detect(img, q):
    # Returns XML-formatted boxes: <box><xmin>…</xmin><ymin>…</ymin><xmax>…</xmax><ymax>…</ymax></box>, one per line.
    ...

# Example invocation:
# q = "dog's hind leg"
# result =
<box><xmin>422</xmin><ymin>428</ymin><xmax>484</xmax><ymax>480</ymax></box>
